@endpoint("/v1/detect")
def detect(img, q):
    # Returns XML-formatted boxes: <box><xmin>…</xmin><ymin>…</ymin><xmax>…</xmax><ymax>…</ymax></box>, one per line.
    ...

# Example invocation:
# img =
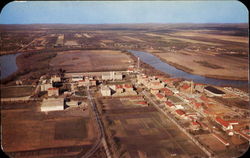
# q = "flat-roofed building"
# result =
<box><xmin>102</xmin><ymin>72</ymin><xmax>123</xmax><ymax>80</ymax></box>
<box><xmin>48</xmin><ymin>88</ymin><xmax>59</xmax><ymax>96</ymax></box>
<box><xmin>101</xmin><ymin>86</ymin><xmax>111</xmax><ymax>96</ymax></box>
<box><xmin>204</xmin><ymin>86</ymin><xmax>225</xmax><ymax>97</ymax></box>
<box><xmin>124</xmin><ymin>84</ymin><xmax>133</xmax><ymax>91</ymax></box>
<box><xmin>72</xmin><ymin>76</ymin><xmax>83</xmax><ymax>82</ymax></box>
<box><xmin>50</xmin><ymin>75</ymin><xmax>61</xmax><ymax>83</ymax></box>
<box><xmin>66</xmin><ymin>100</ymin><xmax>79</xmax><ymax>108</ymax></box>
<box><xmin>151</xmin><ymin>89</ymin><xmax>159</xmax><ymax>95</ymax></box>
<box><xmin>41</xmin><ymin>98</ymin><xmax>64</xmax><ymax>112</ymax></box>
<box><xmin>41</xmin><ymin>83</ymin><xmax>53</xmax><ymax>91</ymax></box>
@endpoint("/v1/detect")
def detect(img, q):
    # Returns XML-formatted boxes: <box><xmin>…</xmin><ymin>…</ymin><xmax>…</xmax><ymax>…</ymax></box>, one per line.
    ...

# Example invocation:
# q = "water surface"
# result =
<box><xmin>128</xmin><ymin>50</ymin><xmax>248</xmax><ymax>86</ymax></box>
<box><xmin>0</xmin><ymin>53</ymin><xmax>19</xmax><ymax>79</ymax></box>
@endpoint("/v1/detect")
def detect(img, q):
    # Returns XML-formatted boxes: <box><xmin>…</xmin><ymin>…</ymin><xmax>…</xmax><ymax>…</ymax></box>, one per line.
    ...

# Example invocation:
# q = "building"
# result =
<box><xmin>215</xmin><ymin>116</ymin><xmax>238</xmax><ymax>131</ymax></box>
<box><xmin>102</xmin><ymin>72</ymin><xmax>122</xmax><ymax>80</ymax></box>
<box><xmin>164</xmin><ymin>101</ymin><xmax>175</xmax><ymax>109</ymax></box>
<box><xmin>70</xmin><ymin>83</ymin><xmax>78</xmax><ymax>91</ymax></box>
<box><xmin>204</xmin><ymin>86</ymin><xmax>225</xmax><ymax>97</ymax></box>
<box><xmin>115</xmin><ymin>85</ymin><xmax>124</xmax><ymax>93</ymax></box>
<box><xmin>90</xmin><ymin>80</ymin><xmax>97</xmax><ymax>86</ymax></box>
<box><xmin>190</xmin><ymin>121</ymin><xmax>201</xmax><ymax>131</ymax></box>
<box><xmin>124</xmin><ymin>84</ymin><xmax>133</xmax><ymax>91</ymax></box>
<box><xmin>50</xmin><ymin>75</ymin><xmax>61</xmax><ymax>83</ymax></box>
<box><xmin>149</xmin><ymin>81</ymin><xmax>164</xmax><ymax>89</ymax></box>
<box><xmin>40</xmin><ymin>83</ymin><xmax>53</xmax><ymax>91</ymax></box>
<box><xmin>72</xmin><ymin>76</ymin><xmax>83</xmax><ymax>82</ymax></box>
<box><xmin>175</xmin><ymin>109</ymin><xmax>186</xmax><ymax>118</ymax></box>
<box><xmin>161</xmin><ymin>88</ymin><xmax>173</xmax><ymax>96</ymax></box>
<box><xmin>101</xmin><ymin>86</ymin><xmax>111</xmax><ymax>96</ymax></box>
<box><xmin>40</xmin><ymin>98</ymin><xmax>64</xmax><ymax>112</ymax></box>
<box><xmin>151</xmin><ymin>89</ymin><xmax>159</xmax><ymax>95</ymax></box>
<box><xmin>78</xmin><ymin>80</ymin><xmax>89</xmax><ymax>87</ymax></box>
<box><xmin>55</xmin><ymin>34</ymin><xmax>64</xmax><ymax>47</ymax></box>
<box><xmin>194</xmin><ymin>83</ymin><xmax>205</xmax><ymax>93</ymax></box>
<box><xmin>48</xmin><ymin>88</ymin><xmax>59</xmax><ymax>96</ymax></box>
<box><xmin>156</xmin><ymin>93</ymin><xmax>166</xmax><ymax>101</ymax></box>
<box><xmin>66</xmin><ymin>100</ymin><xmax>79</xmax><ymax>107</ymax></box>
<box><xmin>193</xmin><ymin>102</ymin><xmax>202</xmax><ymax>109</ymax></box>
<box><xmin>135</xmin><ymin>101</ymin><xmax>148</xmax><ymax>106</ymax></box>
<box><xmin>180</xmin><ymin>83</ymin><xmax>191</xmax><ymax>93</ymax></box>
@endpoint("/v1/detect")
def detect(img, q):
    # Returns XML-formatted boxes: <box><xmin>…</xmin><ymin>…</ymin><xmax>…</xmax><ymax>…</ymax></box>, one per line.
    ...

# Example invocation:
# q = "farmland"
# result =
<box><xmin>0</xmin><ymin>86</ymin><xmax>35</xmax><ymax>98</ymax></box>
<box><xmin>1</xmin><ymin>101</ymin><xmax>97</xmax><ymax>158</ymax></box>
<box><xmin>0</xmin><ymin>23</ymin><xmax>248</xmax><ymax>82</ymax></box>
<box><xmin>50</xmin><ymin>50</ymin><xmax>132</xmax><ymax>72</ymax></box>
<box><xmin>0</xmin><ymin>23</ymin><xmax>248</xmax><ymax>158</ymax></box>
<box><xmin>97</xmin><ymin>97</ymin><xmax>207</xmax><ymax>158</ymax></box>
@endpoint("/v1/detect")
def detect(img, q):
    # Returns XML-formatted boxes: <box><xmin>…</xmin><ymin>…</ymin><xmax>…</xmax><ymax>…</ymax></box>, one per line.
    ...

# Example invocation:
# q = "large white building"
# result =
<box><xmin>40</xmin><ymin>98</ymin><xmax>64</xmax><ymax>112</ymax></box>
<box><xmin>40</xmin><ymin>83</ymin><xmax>53</xmax><ymax>91</ymax></box>
<box><xmin>102</xmin><ymin>72</ymin><xmax>122</xmax><ymax>80</ymax></box>
<box><xmin>101</xmin><ymin>86</ymin><xmax>111</xmax><ymax>96</ymax></box>
<box><xmin>50</xmin><ymin>75</ymin><xmax>61</xmax><ymax>83</ymax></box>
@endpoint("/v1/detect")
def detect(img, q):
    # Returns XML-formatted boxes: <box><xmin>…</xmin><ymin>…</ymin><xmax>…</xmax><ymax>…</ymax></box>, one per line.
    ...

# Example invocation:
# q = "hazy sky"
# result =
<box><xmin>0</xmin><ymin>1</ymin><xmax>248</xmax><ymax>24</ymax></box>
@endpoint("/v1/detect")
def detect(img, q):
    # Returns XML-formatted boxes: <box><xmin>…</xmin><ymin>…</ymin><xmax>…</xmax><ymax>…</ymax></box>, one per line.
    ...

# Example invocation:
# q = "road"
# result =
<box><xmin>81</xmin><ymin>87</ymin><xmax>112</xmax><ymax>158</ymax></box>
<box><xmin>142</xmin><ymin>90</ymin><xmax>214</xmax><ymax>158</ymax></box>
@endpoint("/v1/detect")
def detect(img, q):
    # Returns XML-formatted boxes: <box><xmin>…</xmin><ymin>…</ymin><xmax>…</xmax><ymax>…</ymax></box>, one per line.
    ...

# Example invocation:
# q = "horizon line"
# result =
<box><xmin>0</xmin><ymin>22</ymin><xmax>248</xmax><ymax>25</ymax></box>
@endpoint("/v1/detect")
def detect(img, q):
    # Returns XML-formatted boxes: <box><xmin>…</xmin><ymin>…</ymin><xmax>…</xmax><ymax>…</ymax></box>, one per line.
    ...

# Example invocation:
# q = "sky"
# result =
<box><xmin>0</xmin><ymin>1</ymin><xmax>248</xmax><ymax>24</ymax></box>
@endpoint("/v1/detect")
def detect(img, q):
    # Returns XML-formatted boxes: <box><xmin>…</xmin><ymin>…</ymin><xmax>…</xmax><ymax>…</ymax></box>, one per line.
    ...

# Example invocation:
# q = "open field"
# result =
<box><xmin>154</xmin><ymin>51</ymin><xmax>248</xmax><ymax>80</ymax></box>
<box><xmin>0</xmin><ymin>23</ymin><xmax>248</xmax><ymax>82</ymax></box>
<box><xmin>50</xmin><ymin>50</ymin><xmax>132</xmax><ymax>72</ymax></box>
<box><xmin>0</xmin><ymin>86</ymin><xmax>35</xmax><ymax>98</ymax></box>
<box><xmin>1</xmin><ymin>101</ymin><xmax>96</xmax><ymax>157</ymax></box>
<box><xmin>98</xmin><ymin>97</ymin><xmax>207</xmax><ymax>158</ymax></box>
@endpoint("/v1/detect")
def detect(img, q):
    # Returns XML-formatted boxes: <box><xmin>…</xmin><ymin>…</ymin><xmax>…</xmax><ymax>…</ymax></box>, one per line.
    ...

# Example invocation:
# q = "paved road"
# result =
<box><xmin>82</xmin><ymin>87</ymin><xmax>112</xmax><ymax>158</ymax></box>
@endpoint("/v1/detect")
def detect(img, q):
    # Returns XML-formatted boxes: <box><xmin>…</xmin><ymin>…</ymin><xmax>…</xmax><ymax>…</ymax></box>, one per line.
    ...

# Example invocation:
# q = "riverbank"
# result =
<box><xmin>128</xmin><ymin>50</ymin><xmax>248</xmax><ymax>87</ymax></box>
<box><xmin>154</xmin><ymin>54</ymin><xmax>248</xmax><ymax>81</ymax></box>
<box><xmin>122</xmin><ymin>50</ymin><xmax>171</xmax><ymax>78</ymax></box>
<box><xmin>141</xmin><ymin>47</ymin><xmax>248</xmax><ymax>81</ymax></box>
<box><xmin>1</xmin><ymin>51</ymin><xmax>58</xmax><ymax>85</ymax></box>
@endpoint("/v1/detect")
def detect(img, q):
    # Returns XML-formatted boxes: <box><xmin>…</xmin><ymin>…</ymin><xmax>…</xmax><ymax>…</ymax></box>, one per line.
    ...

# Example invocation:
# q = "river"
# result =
<box><xmin>0</xmin><ymin>53</ymin><xmax>19</xmax><ymax>79</ymax></box>
<box><xmin>128</xmin><ymin>50</ymin><xmax>248</xmax><ymax>87</ymax></box>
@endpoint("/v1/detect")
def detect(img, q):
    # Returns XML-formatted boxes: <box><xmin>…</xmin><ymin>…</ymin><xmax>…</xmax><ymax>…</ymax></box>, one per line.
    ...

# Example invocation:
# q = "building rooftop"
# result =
<box><xmin>156</xmin><ymin>93</ymin><xmax>164</xmax><ymax>99</ymax></box>
<box><xmin>48</xmin><ymin>88</ymin><xmax>58</xmax><ymax>90</ymax></box>
<box><xmin>116</xmin><ymin>85</ymin><xmax>123</xmax><ymax>89</ymax></box>
<box><xmin>181</xmin><ymin>83</ymin><xmax>190</xmax><ymax>90</ymax></box>
<box><xmin>136</xmin><ymin>101</ymin><xmax>147</xmax><ymax>105</ymax></box>
<box><xmin>205</xmin><ymin>86</ymin><xmax>225</xmax><ymax>94</ymax></box>
<box><xmin>124</xmin><ymin>84</ymin><xmax>133</xmax><ymax>88</ymax></box>
<box><xmin>175</xmin><ymin>109</ymin><xmax>185</xmax><ymax>116</ymax></box>
<box><xmin>165</xmin><ymin>101</ymin><xmax>174</xmax><ymax>107</ymax></box>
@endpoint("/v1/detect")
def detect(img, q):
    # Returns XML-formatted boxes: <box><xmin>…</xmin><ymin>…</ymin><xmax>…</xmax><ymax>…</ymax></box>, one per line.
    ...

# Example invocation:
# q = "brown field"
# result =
<box><xmin>0</xmin><ymin>24</ymin><xmax>248</xmax><ymax>82</ymax></box>
<box><xmin>99</xmin><ymin>98</ymin><xmax>207</xmax><ymax>158</ymax></box>
<box><xmin>173</xmin><ymin>31</ymin><xmax>248</xmax><ymax>44</ymax></box>
<box><xmin>50</xmin><ymin>50</ymin><xmax>132</xmax><ymax>72</ymax></box>
<box><xmin>0</xmin><ymin>86</ymin><xmax>35</xmax><ymax>98</ymax></box>
<box><xmin>196</xmin><ymin>134</ymin><xmax>226</xmax><ymax>152</ymax></box>
<box><xmin>1</xmin><ymin>101</ymin><xmax>96</xmax><ymax>157</ymax></box>
<box><xmin>64</xmin><ymin>40</ymin><xmax>78</xmax><ymax>46</ymax></box>
<box><xmin>154</xmin><ymin>51</ymin><xmax>248</xmax><ymax>80</ymax></box>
